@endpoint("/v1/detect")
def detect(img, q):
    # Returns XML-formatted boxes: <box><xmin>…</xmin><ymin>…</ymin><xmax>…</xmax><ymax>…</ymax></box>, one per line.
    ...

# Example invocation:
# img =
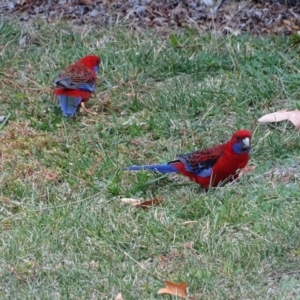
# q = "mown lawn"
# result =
<box><xmin>1</xmin><ymin>19</ymin><xmax>300</xmax><ymax>299</ymax></box>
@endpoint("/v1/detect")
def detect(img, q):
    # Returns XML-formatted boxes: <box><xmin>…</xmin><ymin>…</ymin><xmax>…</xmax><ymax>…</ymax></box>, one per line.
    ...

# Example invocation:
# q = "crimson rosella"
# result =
<box><xmin>54</xmin><ymin>55</ymin><xmax>101</xmax><ymax>117</ymax></box>
<box><xmin>124</xmin><ymin>130</ymin><xmax>252</xmax><ymax>189</ymax></box>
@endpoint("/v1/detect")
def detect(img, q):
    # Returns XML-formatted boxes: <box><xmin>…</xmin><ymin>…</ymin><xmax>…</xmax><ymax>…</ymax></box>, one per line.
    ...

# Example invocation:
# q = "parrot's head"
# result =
<box><xmin>79</xmin><ymin>55</ymin><xmax>101</xmax><ymax>73</ymax></box>
<box><xmin>231</xmin><ymin>129</ymin><xmax>252</xmax><ymax>154</ymax></box>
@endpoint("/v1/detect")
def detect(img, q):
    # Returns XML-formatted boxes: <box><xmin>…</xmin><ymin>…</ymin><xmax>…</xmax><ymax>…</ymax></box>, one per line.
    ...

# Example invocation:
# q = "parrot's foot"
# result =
<box><xmin>81</xmin><ymin>102</ymin><xmax>97</xmax><ymax>115</ymax></box>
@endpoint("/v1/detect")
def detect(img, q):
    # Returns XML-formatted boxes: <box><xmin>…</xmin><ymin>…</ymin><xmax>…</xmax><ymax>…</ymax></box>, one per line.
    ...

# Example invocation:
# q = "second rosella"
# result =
<box><xmin>54</xmin><ymin>55</ymin><xmax>101</xmax><ymax>117</ymax></box>
<box><xmin>124</xmin><ymin>130</ymin><xmax>252</xmax><ymax>189</ymax></box>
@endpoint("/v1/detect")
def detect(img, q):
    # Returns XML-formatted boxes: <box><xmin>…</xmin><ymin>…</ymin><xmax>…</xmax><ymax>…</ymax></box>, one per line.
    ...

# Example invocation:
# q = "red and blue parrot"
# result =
<box><xmin>124</xmin><ymin>130</ymin><xmax>252</xmax><ymax>189</ymax></box>
<box><xmin>54</xmin><ymin>55</ymin><xmax>101</xmax><ymax>117</ymax></box>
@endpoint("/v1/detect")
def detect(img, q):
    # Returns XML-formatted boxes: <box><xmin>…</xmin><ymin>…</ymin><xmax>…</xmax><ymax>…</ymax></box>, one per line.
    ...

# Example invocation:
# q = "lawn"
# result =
<box><xmin>1</xmin><ymin>19</ymin><xmax>300</xmax><ymax>299</ymax></box>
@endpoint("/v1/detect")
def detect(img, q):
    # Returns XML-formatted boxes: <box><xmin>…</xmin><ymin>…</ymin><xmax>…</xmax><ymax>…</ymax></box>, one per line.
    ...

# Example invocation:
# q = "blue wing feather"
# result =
<box><xmin>76</xmin><ymin>82</ymin><xmax>95</xmax><ymax>92</ymax></box>
<box><xmin>54</xmin><ymin>62</ymin><xmax>97</xmax><ymax>92</ymax></box>
<box><xmin>177</xmin><ymin>146</ymin><xmax>224</xmax><ymax>178</ymax></box>
<box><xmin>54</xmin><ymin>77</ymin><xmax>95</xmax><ymax>92</ymax></box>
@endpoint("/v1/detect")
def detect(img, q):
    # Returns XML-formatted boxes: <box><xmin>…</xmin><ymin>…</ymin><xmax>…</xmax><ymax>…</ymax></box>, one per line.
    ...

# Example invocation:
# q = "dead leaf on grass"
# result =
<box><xmin>258</xmin><ymin>109</ymin><xmax>300</xmax><ymax>130</ymax></box>
<box><xmin>115</xmin><ymin>293</ymin><xmax>123</xmax><ymax>300</ymax></box>
<box><xmin>121</xmin><ymin>197</ymin><xmax>164</xmax><ymax>209</ymax></box>
<box><xmin>238</xmin><ymin>166</ymin><xmax>256</xmax><ymax>179</ymax></box>
<box><xmin>157</xmin><ymin>281</ymin><xmax>192</xmax><ymax>299</ymax></box>
<box><xmin>121</xmin><ymin>198</ymin><xmax>140</xmax><ymax>205</ymax></box>
<box><xmin>136</xmin><ymin>197</ymin><xmax>165</xmax><ymax>209</ymax></box>
<box><xmin>79</xmin><ymin>0</ymin><xmax>93</xmax><ymax>5</ymax></box>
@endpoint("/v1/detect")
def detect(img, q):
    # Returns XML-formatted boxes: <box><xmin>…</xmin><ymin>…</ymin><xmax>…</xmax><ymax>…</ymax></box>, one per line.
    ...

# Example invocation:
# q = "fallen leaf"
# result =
<box><xmin>79</xmin><ymin>0</ymin><xmax>93</xmax><ymax>5</ymax></box>
<box><xmin>157</xmin><ymin>281</ymin><xmax>187</xmax><ymax>298</ymax></box>
<box><xmin>121</xmin><ymin>197</ymin><xmax>164</xmax><ymax>209</ymax></box>
<box><xmin>102</xmin><ymin>0</ymin><xmax>115</xmax><ymax>5</ymax></box>
<box><xmin>238</xmin><ymin>165</ymin><xmax>256</xmax><ymax>178</ymax></box>
<box><xmin>115</xmin><ymin>293</ymin><xmax>123</xmax><ymax>300</ymax></box>
<box><xmin>136</xmin><ymin>197</ymin><xmax>164</xmax><ymax>209</ymax></box>
<box><xmin>121</xmin><ymin>198</ymin><xmax>140</xmax><ymax>206</ymax></box>
<box><xmin>258</xmin><ymin>109</ymin><xmax>300</xmax><ymax>130</ymax></box>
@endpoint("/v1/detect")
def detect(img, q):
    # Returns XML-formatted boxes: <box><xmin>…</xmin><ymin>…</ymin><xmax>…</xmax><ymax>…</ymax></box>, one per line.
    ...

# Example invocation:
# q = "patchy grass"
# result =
<box><xmin>1</xmin><ymin>20</ymin><xmax>300</xmax><ymax>299</ymax></box>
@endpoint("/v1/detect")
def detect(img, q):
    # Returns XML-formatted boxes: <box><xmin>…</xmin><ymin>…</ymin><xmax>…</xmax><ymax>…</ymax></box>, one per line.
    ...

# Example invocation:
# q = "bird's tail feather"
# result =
<box><xmin>124</xmin><ymin>164</ymin><xmax>179</xmax><ymax>174</ymax></box>
<box><xmin>58</xmin><ymin>95</ymin><xmax>81</xmax><ymax>117</ymax></box>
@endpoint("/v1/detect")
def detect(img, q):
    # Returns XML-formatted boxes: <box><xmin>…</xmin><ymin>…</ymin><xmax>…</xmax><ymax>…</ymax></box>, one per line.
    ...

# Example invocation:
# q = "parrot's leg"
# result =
<box><xmin>80</xmin><ymin>102</ymin><xmax>97</xmax><ymax>115</ymax></box>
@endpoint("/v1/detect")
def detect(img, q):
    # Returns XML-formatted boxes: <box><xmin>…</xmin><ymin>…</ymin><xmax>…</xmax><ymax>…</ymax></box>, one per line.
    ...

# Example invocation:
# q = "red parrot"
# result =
<box><xmin>124</xmin><ymin>130</ymin><xmax>252</xmax><ymax>189</ymax></box>
<box><xmin>54</xmin><ymin>55</ymin><xmax>101</xmax><ymax>117</ymax></box>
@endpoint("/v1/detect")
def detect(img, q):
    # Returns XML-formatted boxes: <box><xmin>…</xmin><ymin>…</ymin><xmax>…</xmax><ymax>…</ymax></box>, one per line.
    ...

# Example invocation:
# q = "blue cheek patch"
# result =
<box><xmin>94</xmin><ymin>66</ymin><xmax>99</xmax><ymax>73</ymax></box>
<box><xmin>232</xmin><ymin>142</ymin><xmax>251</xmax><ymax>154</ymax></box>
<box><xmin>233</xmin><ymin>142</ymin><xmax>242</xmax><ymax>154</ymax></box>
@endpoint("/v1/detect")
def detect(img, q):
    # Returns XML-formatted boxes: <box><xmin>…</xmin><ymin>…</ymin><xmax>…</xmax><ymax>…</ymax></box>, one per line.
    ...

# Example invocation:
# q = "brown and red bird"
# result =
<box><xmin>54</xmin><ymin>55</ymin><xmax>101</xmax><ymax>117</ymax></box>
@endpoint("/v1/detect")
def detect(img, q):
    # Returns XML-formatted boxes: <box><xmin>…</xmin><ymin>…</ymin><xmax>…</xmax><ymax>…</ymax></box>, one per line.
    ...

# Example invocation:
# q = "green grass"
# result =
<box><xmin>1</xmin><ymin>19</ymin><xmax>300</xmax><ymax>299</ymax></box>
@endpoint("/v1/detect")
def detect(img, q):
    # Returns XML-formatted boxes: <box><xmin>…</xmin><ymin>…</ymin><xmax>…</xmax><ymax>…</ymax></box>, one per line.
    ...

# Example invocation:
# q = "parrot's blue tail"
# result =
<box><xmin>124</xmin><ymin>164</ymin><xmax>179</xmax><ymax>174</ymax></box>
<box><xmin>58</xmin><ymin>95</ymin><xmax>81</xmax><ymax>117</ymax></box>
